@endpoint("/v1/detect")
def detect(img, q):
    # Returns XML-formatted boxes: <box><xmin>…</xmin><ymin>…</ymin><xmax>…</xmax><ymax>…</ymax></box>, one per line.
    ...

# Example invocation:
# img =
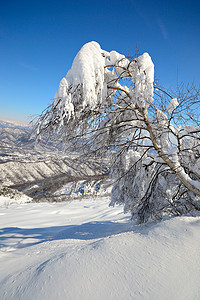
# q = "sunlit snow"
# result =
<box><xmin>1</xmin><ymin>197</ymin><xmax>200</xmax><ymax>300</ymax></box>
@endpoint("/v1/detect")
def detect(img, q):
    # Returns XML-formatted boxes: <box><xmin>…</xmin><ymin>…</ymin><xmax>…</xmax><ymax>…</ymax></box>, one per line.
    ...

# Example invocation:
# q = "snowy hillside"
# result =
<box><xmin>0</xmin><ymin>119</ymin><xmax>30</xmax><ymax>129</ymax></box>
<box><xmin>0</xmin><ymin>197</ymin><xmax>200</xmax><ymax>300</ymax></box>
<box><xmin>0</xmin><ymin>187</ymin><xmax>32</xmax><ymax>206</ymax></box>
<box><xmin>0</xmin><ymin>121</ymin><xmax>108</xmax><ymax>200</ymax></box>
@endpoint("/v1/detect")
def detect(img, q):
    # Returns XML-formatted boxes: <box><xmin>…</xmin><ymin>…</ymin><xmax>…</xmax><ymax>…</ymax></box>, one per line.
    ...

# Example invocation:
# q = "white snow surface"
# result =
<box><xmin>1</xmin><ymin>197</ymin><xmax>200</xmax><ymax>300</ymax></box>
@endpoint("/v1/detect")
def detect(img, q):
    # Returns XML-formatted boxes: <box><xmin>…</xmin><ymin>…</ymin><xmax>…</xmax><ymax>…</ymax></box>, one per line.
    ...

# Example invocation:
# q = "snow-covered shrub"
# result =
<box><xmin>0</xmin><ymin>187</ymin><xmax>32</xmax><ymax>206</ymax></box>
<box><xmin>110</xmin><ymin>150</ymin><xmax>200</xmax><ymax>223</ymax></box>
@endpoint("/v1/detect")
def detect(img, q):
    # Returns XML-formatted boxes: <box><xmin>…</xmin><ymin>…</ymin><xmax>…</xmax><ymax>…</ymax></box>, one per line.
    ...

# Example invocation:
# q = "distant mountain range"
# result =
<box><xmin>0</xmin><ymin>120</ymin><xmax>107</xmax><ymax>201</ymax></box>
<box><xmin>0</xmin><ymin>119</ymin><xmax>30</xmax><ymax>130</ymax></box>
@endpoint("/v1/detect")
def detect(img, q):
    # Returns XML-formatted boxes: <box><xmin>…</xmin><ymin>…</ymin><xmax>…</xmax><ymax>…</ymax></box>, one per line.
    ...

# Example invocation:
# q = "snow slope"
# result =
<box><xmin>0</xmin><ymin>197</ymin><xmax>200</xmax><ymax>300</ymax></box>
<box><xmin>0</xmin><ymin>193</ymin><xmax>32</xmax><ymax>206</ymax></box>
<box><xmin>0</xmin><ymin>124</ymin><xmax>107</xmax><ymax>200</ymax></box>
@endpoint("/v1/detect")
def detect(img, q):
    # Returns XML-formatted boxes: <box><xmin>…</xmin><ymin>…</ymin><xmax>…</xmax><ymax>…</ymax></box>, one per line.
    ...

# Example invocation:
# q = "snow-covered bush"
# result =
<box><xmin>110</xmin><ymin>149</ymin><xmax>200</xmax><ymax>223</ymax></box>
<box><xmin>33</xmin><ymin>41</ymin><xmax>200</xmax><ymax>222</ymax></box>
<box><xmin>0</xmin><ymin>187</ymin><xmax>32</xmax><ymax>206</ymax></box>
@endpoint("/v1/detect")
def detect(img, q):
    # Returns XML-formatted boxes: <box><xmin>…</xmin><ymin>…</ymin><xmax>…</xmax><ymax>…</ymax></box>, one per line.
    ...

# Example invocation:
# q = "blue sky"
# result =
<box><xmin>0</xmin><ymin>0</ymin><xmax>199</xmax><ymax>123</ymax></box>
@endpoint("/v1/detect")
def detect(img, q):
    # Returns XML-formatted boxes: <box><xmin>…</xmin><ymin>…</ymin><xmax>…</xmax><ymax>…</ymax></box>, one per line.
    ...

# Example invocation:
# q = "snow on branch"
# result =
<box><xmin>50</xmin><ymin>41</ymin><xmax>154</xmax><ymax>127</ymax></box>
<box><xmin>166</xmin><ymin>98</ymin><xmax>179</xmax><ymax>114</ymax></box>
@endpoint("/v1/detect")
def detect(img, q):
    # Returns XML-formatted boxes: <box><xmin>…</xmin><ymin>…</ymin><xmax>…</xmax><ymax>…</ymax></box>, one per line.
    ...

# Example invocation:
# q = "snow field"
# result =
<box><xmin>0</xmin><ymin>197</ymin><xmax>200</xmax><ymax>299</ymax></box>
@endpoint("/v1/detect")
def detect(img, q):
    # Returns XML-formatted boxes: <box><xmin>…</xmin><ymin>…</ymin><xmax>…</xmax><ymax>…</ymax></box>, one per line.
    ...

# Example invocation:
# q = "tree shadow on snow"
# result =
<box><xmin>0</xmin><ymin>220</ymin><xmax>132</xmax><ymax>250</ymax></box>
<box><xmin>2</xmin><ymin>213</ymin><xmax>197</xmax><ymax>250</ymax></box>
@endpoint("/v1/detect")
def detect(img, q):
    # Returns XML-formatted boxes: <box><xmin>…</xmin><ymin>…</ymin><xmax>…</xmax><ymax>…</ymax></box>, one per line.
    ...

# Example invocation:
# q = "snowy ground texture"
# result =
<box><xmin>1</xmin><ymin>197</ymin><xmax>200</xmax><ymax>300</ymax></box>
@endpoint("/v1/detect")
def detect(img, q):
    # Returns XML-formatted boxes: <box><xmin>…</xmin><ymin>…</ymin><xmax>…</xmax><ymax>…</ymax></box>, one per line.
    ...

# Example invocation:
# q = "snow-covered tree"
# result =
<box><xmin>33</xmin><ymin>41</ymin><xmax>200</xmax><ymax>222</ymax></box>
